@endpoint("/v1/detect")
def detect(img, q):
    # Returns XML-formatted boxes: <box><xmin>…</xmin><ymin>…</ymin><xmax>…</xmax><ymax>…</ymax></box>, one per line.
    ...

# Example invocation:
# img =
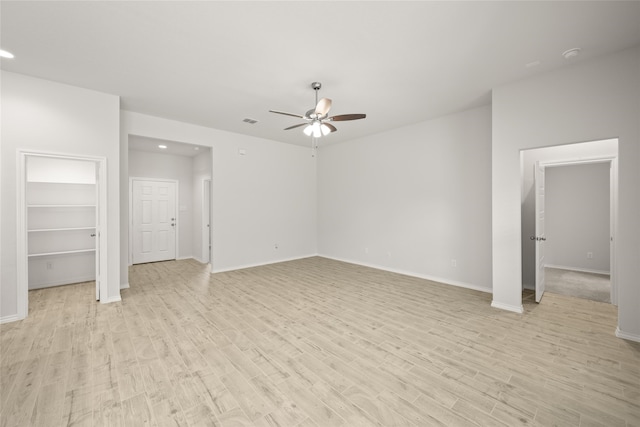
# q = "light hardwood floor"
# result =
<box><xmin>1</xmin><ymin>257</ymin><xmax>639</xmax><ymax>426</ymax></box>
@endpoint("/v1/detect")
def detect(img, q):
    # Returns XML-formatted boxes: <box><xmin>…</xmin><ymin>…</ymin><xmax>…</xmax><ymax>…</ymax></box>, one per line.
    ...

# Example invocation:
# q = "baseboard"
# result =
<box><xmin>317</xmin><ymin>254</ymin><xmax>493</xmax><ymax>294</ymax></box>
<box><xmin>523</xmin><ymin>283</ymin><xmax>534</xmax><ymax>290</ymax></box>
<box><xmin>545</xmin><ymin>264</ymin><xmax>610</xmax><ymax>276</ymax></box>
<box><xmin>28</xmin><ymin>275</ymin><xmax>96</xmax><ymax>290</ymax></box>
<box><xmin>101</xmin><ymin>294</ymin><xmax>122</xmax><ymax>304</ymax></box>
<box><xmin>615</xmin><ymin>327</ymin><xmax>640</xmax><ymax>343</ymax></box>
<box><xmin>176</xmin><ymin>256</ymin><xmax>193</xmax><ymax>261</ymax></box>
<box><xmin>491</xmin><ymin>300</ymin><xmax>524</xmax><ymax>314</ymax></box>
<box><xmin>211</xmin><ymin>254</ymin><xmax>318</xmax><ymax>274</ymax></box>
<box><xmin>0</xmin><ymin>314</ymin><xmax>22</xmax><ymax>324</ymax></box>
<box><xmin>120</xmin><ymin>282</ymin><xmax>130</xmax><ymax>290</ymax></box>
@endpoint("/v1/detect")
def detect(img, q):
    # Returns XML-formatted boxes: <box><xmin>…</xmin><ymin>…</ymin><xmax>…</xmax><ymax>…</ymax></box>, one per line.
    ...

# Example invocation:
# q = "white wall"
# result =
<box><xmin>1</xmin><ymin>71</ymin><xmax>121</xmax><ymax>321</ymax></box>
<box><xmin>546</xmin><ymin>163</ymin><xmax>610</xmax><ymax>273</ymax></box>
<box><xmin>129</xmin><ymin>149</ymin><xmax>195</xmax><ymax>260</ymax></box>
<box><xmin>121</xmin><ymin>111</ymin><xmax>317</xmax><ymax>286</ymax></box>
<box><xmin>521</xmin><ymin>139</ymin><xmax>617</xmax><ymax>287</ymax></box>
<box><xmin>318</xmin><ymin>105</ymin><xmax>492</xmax><ymax>292</ymax></box>
<box><xmin>492</xmin><ymin>46</ymin><xmax>640</xmax><ymax>339</ymax></box>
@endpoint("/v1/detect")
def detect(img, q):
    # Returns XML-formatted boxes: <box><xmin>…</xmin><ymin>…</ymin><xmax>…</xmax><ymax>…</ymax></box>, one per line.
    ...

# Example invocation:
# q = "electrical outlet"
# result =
<box><xmin>365</xmin><ymin>247</ymin><xmax>369</xmax><ymax>254</ymax></box>
<box><xmin>46</xmin><ymin>262</ymin><xmax>53</xmax><ymax>270</ymax></box>
<box><xmin>274</xmin><ymin>243</ymin><xmax>279</xmax><ymax>250</ymax></box>
<box><xmin>387</xmin><ymin>251</ymin><xmax>391</xmax><ymax>257</ymax></box>
<box><xmin>451</xmin><ymin>259</ymin><xmax>457</xmax><ymax>268</ymax></box>
<box><xmin>587</xmin><ymin>252</ymin><xmax>593</xmax><ymax>259</ymax></box>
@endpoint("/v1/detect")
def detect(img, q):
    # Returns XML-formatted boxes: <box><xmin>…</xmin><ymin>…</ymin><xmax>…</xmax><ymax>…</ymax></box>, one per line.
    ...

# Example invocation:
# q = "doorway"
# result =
<box><xmin>520</xmin><ymin>139</ymin><xmax>618</xmax><ymax>306</ymax></box>
<box><xmin>127</xmin><ymin>135</ymin><xmax>212</xmax><ymax>267</ymax></box>
<box><xmin>542</xmin><ymin>160</ymin><xmax>613</xmax><ymax>303</ymax></box>
<box><xmin>16</xmin><ymin>151</ymin><xmax>108</xmax><ymax>319</ymax></box>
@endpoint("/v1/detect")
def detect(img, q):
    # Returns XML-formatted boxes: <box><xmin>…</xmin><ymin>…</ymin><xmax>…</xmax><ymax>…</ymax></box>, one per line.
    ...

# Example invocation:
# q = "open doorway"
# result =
<box><xmin>127</xmin><ymin>135</ymin><xmax>212</xmax><ymax>266</ymax></box>
<box><xmin>543</xmin><ymin>161</ymin><xmax>612</xmax><ymax>303</ymax></box>
<box><xmin>520</xmin><ymin>139</ymin><xmax>618</xmax><ymax>305</ymax></box>
<box><xmin>16</xmin><ymin>151</ymin><xmax>108</xmax><ymax>319</ymax></box>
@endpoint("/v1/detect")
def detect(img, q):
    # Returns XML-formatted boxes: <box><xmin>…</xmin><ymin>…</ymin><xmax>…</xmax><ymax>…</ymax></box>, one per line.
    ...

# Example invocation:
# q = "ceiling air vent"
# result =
<box><xmin>242</xmin><ymin>118</ymin><xmax>258</xmax><ymax>124</ymax></box>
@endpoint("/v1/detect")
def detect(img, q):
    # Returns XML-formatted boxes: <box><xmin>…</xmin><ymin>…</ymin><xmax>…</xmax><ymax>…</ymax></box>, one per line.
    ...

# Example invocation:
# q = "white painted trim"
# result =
<box><xmin>545</xmin><ymin>264</ymin><xmax>610</xmax><ymax>276</ymax></box>
<box><xmin>129</xmin><ymin>177</ymin><xmax>179</xmax><ymax>263</ymax></box>
<box><xmin>318</xmin><ymin>254</ymin><xmax>493</xmax><ymax>294</ymax></box>
<box><xmin>120</xmin><ymin>282</ymin><xmax>130</xmax><ymax>290</ymax></box>
<box><xmin>16</xmin><ymin>151</ymin><xmax>28</xmax><ymax>321</ymax></box>
<box><xmin>0</xmin><ymin>314</ymin><xmax>21</xmax><ymax>324</ymax></box>
<box><xmin>101</xmin><ymin>294</ymin><xmax>122</xmax><ymax>304</ymax></box>
<box><xmin>540</xmin><ymin>155</ymin><xmax>617</xmax><ymax>168</ymax></box>
<box><xmin>16</xmin><ymin>150</ymin><xmax>109</xmax><ymax>320</ymax></box>
<box><xmin>615</xmin><ymin>327</ymin><xmax>640</xmax><ymax>343</ymax></box>
<box><xmin>211</xmin><ymin>254</ymin><xmax>318</xmax><ymax>274</ymax></box>
<box><xmin>491</xmin><ymin>300</ymin><xmax>524</xmax><ymax>314</ymax></box>
<box><xmin>177</xmin><ymin>256</ymin><xmax>193</xmax><ymax>261</ymax></box>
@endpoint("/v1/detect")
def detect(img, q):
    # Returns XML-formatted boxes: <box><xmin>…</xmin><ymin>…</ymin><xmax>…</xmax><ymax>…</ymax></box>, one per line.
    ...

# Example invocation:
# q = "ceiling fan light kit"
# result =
<box><xmin>269</xmin><ymin>81</ymin><xmax>366</xmax><ymax>155</ymax></box>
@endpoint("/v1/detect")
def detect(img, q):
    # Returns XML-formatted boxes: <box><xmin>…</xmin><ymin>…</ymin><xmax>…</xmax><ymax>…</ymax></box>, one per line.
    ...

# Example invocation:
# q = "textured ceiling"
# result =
<box><xmin>2</xmin><ymin>1</ymin><xmax>639</xmax><ymax>147</ymax></box>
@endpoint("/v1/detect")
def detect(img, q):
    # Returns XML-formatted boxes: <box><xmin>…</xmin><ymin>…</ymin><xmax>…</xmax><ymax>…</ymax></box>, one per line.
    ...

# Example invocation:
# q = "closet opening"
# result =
<box><xmin>16</xmin><ymin>151</ymin><xmax>108</xmax><ymax>320</ymax></box>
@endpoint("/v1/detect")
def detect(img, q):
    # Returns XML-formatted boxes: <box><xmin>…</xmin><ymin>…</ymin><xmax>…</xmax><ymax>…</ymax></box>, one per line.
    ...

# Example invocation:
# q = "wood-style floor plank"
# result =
<box><xmin>1</xmin><ymin>257</ymin><xmax>639</xmax><ymax>426</ymax></box>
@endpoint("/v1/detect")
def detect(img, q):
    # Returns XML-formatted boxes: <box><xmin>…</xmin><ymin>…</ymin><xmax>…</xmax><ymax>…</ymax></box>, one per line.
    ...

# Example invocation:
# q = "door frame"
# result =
<box><xmin>202</xmin><ymin>178</ymin><xmax>212</xmax><ymax>270</ymax></box>
<box><xmin>16</xmin><ymin>150</ymin><xmax>108</xmax><ymax>320</ymax></box>
<box><xmin>539</xmin><ymin>156</ymin><xmax>618</xmax><ymax>305</ymax></box>
<box><xmin>129</xmin><ymin>177</ymin><xmax>179</xmax><ymax>265</ymax></box>
<box><xmin>534</xmin><ymin>161</ymin><xmax>546</xmax><ymax>303</ymax></box>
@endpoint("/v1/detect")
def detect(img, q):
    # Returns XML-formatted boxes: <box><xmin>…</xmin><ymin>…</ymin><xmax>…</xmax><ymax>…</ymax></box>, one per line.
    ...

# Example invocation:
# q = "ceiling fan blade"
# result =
<box><xmin>328</xmin><ymin>113</ymin><xmax>366</xmax><ymax>121</ymax></box>
<box><xmin>323</xmin><ymin>123</ymin><xmax>337</xmax><ymax>133</ymax></box>
<box><xmin>269</xmin><ymin>110</ymin><xmax>304</xmax><ymax>119</ymax></box>
<box><xmin>315</xmin><ymin>98</ymin><xmax>332</xmax><ymax>117</ymax></box>
<box><xmin>284</xmin><ymin>123</ymin><xmax>307</xmax><ymax>130</ymax></box>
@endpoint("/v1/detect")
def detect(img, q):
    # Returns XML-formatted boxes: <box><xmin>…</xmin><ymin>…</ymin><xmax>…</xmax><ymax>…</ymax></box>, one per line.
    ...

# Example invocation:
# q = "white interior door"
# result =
<box><xmin>203</xmin><ymin>179</ymin><xmax>211</xmax><ymax>265</ymax></box>
<box><xmin>94</xmin><ymin>162</ymin><xmax>100</xmax><ymax>300</ymax></box>
<box><xmin>535</xmin><ymin>162</ymin><xmax>546</xmax><ymax>303</ymax></box>
<box><xmin>132</xmin><ymin>179</ymin><xmax>177</xmax><ymax>264</ymax></box>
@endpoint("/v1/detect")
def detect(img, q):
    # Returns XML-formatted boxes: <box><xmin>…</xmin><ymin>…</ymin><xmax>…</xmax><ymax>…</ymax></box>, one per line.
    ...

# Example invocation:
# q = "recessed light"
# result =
<box><xmin>193</xmin><ymin>147</ymin><xmax>199</xmax><ymax>151</ymax></box>
<box><xmin>562</xmin><ymin>48</ymin><xmax>581</xmax><ymax>59</ymax></box>
<box><xmin>0</xmin><ymin>49</ymin><xmax>15</xmax><ymax>59</ymax></box>
<box><xmin>158</xmin><ymin>145</ymin><xmax>167</xmax><ymax>149</ymax></box>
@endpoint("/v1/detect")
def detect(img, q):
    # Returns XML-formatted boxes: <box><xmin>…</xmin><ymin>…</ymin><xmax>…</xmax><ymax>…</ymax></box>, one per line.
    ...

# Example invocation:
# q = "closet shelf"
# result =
<box><xmin>28</xmin><ymin>249</ymin><xmax>96</xmax><ymax>257</ymax></box>
<box><xmin>28</xmin><ymin>227</ymin><xmax>96</xmax><ymax>232</ymax></box>
<box><xmin>28</xmin><ymin>204</ymin><xmax>96</xmax><ymax>208</ymax></box>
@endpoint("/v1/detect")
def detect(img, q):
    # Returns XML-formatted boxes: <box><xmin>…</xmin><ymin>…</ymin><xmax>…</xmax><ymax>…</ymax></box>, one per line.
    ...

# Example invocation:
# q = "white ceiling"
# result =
<box><xmin>2</xmin><ymin>1</ymin><xmax>639</xmax><ymax>147</ymax></box>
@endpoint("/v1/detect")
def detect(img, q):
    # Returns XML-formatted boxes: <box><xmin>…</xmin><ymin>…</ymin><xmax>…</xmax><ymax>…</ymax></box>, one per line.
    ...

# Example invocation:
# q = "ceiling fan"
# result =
<box><xmin>269</xmin><ymin>82</ymin><xmax>366</xmax><ymax>138</ymax></box>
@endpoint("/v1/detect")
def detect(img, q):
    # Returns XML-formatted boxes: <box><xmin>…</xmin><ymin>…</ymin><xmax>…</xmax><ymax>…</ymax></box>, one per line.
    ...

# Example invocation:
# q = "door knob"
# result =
<box><xmin>90</xmin><ymin>233</ymin><xmax>96</xmax><ymax>237</ymax></box>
